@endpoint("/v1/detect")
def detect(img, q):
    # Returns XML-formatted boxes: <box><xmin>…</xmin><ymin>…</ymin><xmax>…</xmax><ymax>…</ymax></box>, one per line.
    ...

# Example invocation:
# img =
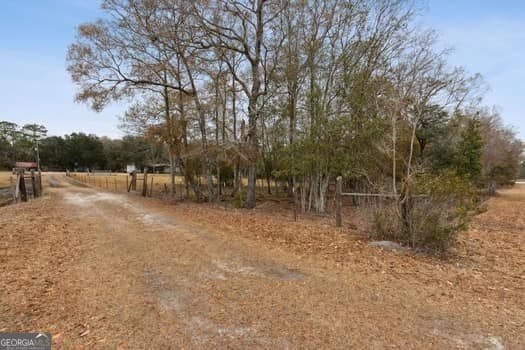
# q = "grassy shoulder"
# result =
<box><xmin>0</xmin><ymin>171</ymin><xmax>13</xmax><ymax>188</ymax></box>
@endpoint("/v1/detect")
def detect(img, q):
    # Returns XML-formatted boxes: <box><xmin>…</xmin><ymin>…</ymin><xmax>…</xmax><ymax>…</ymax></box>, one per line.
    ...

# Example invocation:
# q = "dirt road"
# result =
<box><xmin>1</xmin><ymin>174</ymin><xmax>524</xmax><ymax>349</ymax></box>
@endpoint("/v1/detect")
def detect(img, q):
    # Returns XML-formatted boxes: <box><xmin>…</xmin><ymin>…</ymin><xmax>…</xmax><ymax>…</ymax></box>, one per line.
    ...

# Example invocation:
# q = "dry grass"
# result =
<box><xmin>69</xmin><ymin>172</ymin><xmax>282</xmax><ymax>199</ymax></box>
<box><xmin>70</xmin><ymin>172</ymin><xmax>185</xmax><ymax>193</ymax></box>
<box><xmin>495</xmin><ymin>184</ymin><xmax>525</xmax><ymax>201</ymax></box>
<box><xmin>0</xmin><ymin>171</ymin><xmax>13</xmax><ymax>189</ymax></box>
<box><xmin>0</xmin><ymin>176</ymin><xmax>523</xmax><ymax>348</ymax></box>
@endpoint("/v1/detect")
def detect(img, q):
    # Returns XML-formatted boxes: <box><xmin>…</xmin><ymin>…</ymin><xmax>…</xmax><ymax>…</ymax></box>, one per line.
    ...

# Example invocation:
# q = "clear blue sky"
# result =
<box><xmin>423</xmin><ymin>0</ymin><xmax>525</xmax><ymax>139</ymax></box>
<box><xmin>0</xmin><ymin>0</ymin><xmax>524</xmax><ymax>139</ymax></box>
<box><xmin>0</xmin><ymin>0</ymin><xmax>125</xmax><ymax>138</ymax></box>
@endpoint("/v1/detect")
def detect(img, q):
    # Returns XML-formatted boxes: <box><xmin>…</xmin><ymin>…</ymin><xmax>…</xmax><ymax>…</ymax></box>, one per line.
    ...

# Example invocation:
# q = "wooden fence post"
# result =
<box><xmin>142</xmin><ymin>168</ymin><xmax>148</xmax><ymax>197</ymax></box>
<box><xmin>15</xmin><ymin>173</ymin><xmax>20</xmax><ymax>203</ymax></box>
<box><xmin>336</xmin><ymin>176</ymin><xmax>342</xmax><ymax>228</ymax></box>
<box><xmin>126</xmin><ymin>175</ymin><xmax>130</xmax><ymax>192</ymax></box>
<box><xmin>30</xmin><ymin>170</ymin><xmax>37</xmax><ymax>198</ymax></box>
<box><xmin>38</xmin><ymin>169</ymin><xmax>42</xmax><ymax>195</ymax></box>
<box><xmin>10</xmin><ymin>176</ymin><xmax>15</xmax><ymax>202</ymax></box>
<box><xmin>38</xmin><ymin>172</ymin><xmax>41</xmax><ymax>197</ymax></box>
<box><xmin>19</xmin><ymin>171</ymin><xmax>27</xmax><ymax>203</ymax></box>
<box><xmin>131</xmin><ymin>172</ymin><xmax>137</xmax><ymax>191</ymax></box>
<box><xmin>149</xmin><ymin>176</ymin><xmax>154</xmax><ymax>197</ymax></box>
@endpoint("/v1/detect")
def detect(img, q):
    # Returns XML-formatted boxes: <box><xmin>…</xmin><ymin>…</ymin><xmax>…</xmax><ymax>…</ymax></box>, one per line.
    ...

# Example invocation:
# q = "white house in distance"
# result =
<box><xmin>126</xmin><ymin>164</ymin><xmax>137</xmax><ymax>174</ymax></box>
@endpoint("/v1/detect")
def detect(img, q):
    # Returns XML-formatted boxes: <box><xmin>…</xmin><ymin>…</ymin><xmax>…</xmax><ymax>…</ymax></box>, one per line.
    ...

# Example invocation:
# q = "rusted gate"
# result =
<box><xmin>13</xmin><ymin>169</ymin><xmax>42</xmax><ymax>203</ymax></box>
<box><xmin>127</xmin><ymin>168</ymin><xmax>150</xmax><ymax>197</ymax></box>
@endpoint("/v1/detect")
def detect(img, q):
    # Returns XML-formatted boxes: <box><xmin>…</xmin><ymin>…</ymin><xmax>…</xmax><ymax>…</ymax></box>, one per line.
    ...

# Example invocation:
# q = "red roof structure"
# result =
<box><xmin>15</xmin><ymin>162</ymin><xmax>38</xmax><ymax>169</ymax></box>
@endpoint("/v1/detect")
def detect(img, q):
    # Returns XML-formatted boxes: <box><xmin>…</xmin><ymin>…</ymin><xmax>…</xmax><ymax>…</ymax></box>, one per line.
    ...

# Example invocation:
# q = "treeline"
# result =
<box><xmin>0</xmin><ymin>121</ymin><xmax>162</xmax><ymax>171</ymax></box>
<box><xmin>39</xmin><ymin>134</ymin><xmax>162</xmax><ymax>171</ymax></box>
<box><xmin>0</xmin><ymin>122</ymin><xmax>47</xmax><ymax>169</ymax></box>
<box><xmin>62</xmin><ymin>0</ymin><xmax>522</xmax><ymax>251</ymax></box>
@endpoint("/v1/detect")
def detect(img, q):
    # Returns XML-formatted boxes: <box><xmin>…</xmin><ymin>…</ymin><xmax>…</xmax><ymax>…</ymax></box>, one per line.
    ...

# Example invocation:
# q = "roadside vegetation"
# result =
<box><xmin>0</xmin><ymin>172</ymin><xmax>11</xmax><ymax>188</ymax></box>
<box><xmin>2</xmin><ymin>0</ymin><xmax>523</xmax><ymax>253</ymax></box>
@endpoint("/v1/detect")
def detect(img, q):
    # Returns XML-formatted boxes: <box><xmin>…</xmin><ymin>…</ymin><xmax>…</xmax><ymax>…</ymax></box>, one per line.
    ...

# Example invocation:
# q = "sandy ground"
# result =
<box><xmin>0</xmin><ymin>174</ymin><xmax>523</xmax><ymax>349</ymax></box>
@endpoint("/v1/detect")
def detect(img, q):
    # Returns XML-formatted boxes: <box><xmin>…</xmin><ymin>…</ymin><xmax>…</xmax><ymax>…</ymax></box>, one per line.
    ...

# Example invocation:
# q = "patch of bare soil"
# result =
<box><xmin>0</xmin><ymin>175</ymin><xmax>523</xmax><ymax>349</ymax></box>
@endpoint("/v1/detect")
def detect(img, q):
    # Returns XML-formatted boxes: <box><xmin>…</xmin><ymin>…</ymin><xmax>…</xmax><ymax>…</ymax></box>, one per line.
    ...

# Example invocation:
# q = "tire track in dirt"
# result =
<box><xmin>2</xmin><ymin>174</ymin><xmax>522</xmax><ymax>349</ymax></box>
<box><xmin>55</xmin><ymin>175</ymin><xmax>523</xmax><ymax>348</ymax></box>
<box><xmin>57</xmin><ymin>177</ymin><xmax>309</xmax><ymax>348</ymax></box>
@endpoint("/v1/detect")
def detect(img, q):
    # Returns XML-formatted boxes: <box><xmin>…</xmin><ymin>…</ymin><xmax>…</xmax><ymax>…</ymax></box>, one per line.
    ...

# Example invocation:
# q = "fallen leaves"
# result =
<box><xmin>0</xmin><ymin>178</ymin><xmax>524</xmax><ymax>348</ymax></box>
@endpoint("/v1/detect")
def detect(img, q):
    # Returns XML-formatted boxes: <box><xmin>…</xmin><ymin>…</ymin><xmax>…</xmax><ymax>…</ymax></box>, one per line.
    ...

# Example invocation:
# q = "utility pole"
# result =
<box><xmin>34</xmin><ymin>130</ymin><xmax>41</xmax><ymax>171</ymax></box>
<box><xmin>22</xmin><ymin>124</ymin><xmax>46</xmax><ymax>171</ymax></box>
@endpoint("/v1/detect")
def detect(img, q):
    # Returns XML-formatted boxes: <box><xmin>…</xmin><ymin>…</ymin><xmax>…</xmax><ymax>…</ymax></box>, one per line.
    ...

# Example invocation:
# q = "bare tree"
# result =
<box><xmin>191</xmin><ymin>0</ymin><xmax>284</xmax><ymax>208</ymax></box>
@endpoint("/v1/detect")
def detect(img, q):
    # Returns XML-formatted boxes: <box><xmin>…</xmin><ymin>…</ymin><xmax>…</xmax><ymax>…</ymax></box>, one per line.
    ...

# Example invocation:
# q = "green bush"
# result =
<box><xmin>211</xmin><ymin>162</ymin><xmax>234</xmax><ymax>186</ymax></box>
<box><xmin>234</xmin><ymin>189</ymin><xmax>246</xmax><ymax>208</ymax></box>
<box><xmin>406</xmin><ymin>200</ymin><xmax>463</xmax><ymax>252</ymax></box>
<box><xmin>370</xmin><ymin>204</ymin><xmax>404</xmax><ymax>242</ymax></box>
<box><xmin>371</xmin><ymin>171</ymin><xmax>479</xmax><ymax>254</ymax></box>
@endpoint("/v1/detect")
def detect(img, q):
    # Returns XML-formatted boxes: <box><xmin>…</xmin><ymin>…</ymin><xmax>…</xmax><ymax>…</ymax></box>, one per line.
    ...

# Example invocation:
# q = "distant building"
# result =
<box><xmin>127</xmin><ymin>163</ymin><xmax>178</xmax><ymax>174</ymax></box>
<box><xmin>147</xmin><ymin>163</ymin><xmax>172</xmax><ymax>174</ymax></box>
<box><xmin>126</xmin><ymin>164</ymin><xmax>137</xmax><ymax>174</ymax></box>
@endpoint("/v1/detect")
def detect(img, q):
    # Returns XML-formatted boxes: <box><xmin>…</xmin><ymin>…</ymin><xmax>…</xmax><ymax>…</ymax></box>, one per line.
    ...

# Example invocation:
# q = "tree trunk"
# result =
<box><xmin>231</xmin><ymin>74</ymin><xmax>240</xmax><ymax>197</ymax></box>
<box><xmin>245</xmin><ymin>157</ymin><xmax>257</xmax><ymax>208</ymax></box>
<box><xmin>216</xmin><ymin>163</ymin><xmax>221</xmax><ymax>202</ymax></box>
<box><xmin>401</xmin><ymin>192</ymin><xmax>414</xmax><ymax>246</ymax></box>
<box><xmin>181</xmin><ymin>121</ymin><xmax>191</xmax><ymax>200</ymax></box>
<box><xmin>181</xmin><ymin>56</ymin><xmax>214</xmax><ymax>202</ymax></box>
<box><xmin>307</xmin><ymin>179</ymin><xmax>312</xmax><ymax>212</ymax></box>
<box><xmin>243</xmin><ymin>0</ymin><xmax>264</xmax><ymax>209</ymax></box>
<box><xmin>232</xmin><ymin>119</ymin><xmax>244</xmax><ymax>198</ymax></box>
<box><xmin>287</xmin><ymin>86</ymin><xmax>297</xmax><ymax>198</ymax></box>
<box><xmin>301</xmin><ymin>176</ymin><xmax>307</xmax><ymax>213</ymax></box>
<box><xmin>215</xmin><ymin>73</ymin><xmax>221</xmax><ymax>203</ymax></box>
<box><xmin>319</xmin><ymin>175</ymin><xmax>329</xmax><ymax>213</ymax></box>
<box><xmin>162</xmin><ymin>80</ymin><xmax>176</xmax><ymax>197</ymax></box>
<box><xmin>244</xmin><ymin>100</ymin><xmax>258</xmax><ymax>208</ymax></box>
<box><xmin>487</xmin><ymin>180</ymin><xmax>497</xmax><ymax>196</ymax></box>
<box><xmin>169</xmin><ymin>150</ymin><xmax>176</xmax><ymax>197</ymax></box>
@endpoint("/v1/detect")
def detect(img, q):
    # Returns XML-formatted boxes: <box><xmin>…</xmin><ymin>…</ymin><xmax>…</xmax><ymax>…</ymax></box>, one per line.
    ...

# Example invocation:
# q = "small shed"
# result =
<box><xmin>126</xmin><ymin>163</ymin><xmax>137</xmax><ymax>174</ymax></box>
